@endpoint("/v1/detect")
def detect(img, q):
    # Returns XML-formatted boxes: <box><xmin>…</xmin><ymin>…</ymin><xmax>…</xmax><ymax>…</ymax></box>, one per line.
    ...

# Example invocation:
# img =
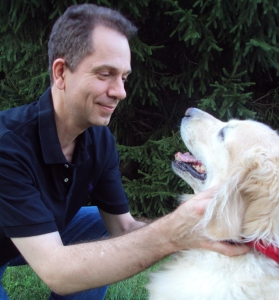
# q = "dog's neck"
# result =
<box><xmin>246</xmin><ymin>241</ymin><xmax>279</xmax><ymax>264</ymax></box>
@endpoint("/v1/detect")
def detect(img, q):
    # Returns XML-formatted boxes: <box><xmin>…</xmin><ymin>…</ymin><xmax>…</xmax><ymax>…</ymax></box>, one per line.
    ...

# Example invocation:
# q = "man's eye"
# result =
<box><xmin>100</xmin><ymin>73</ymin><xmax>110</xmax><ymax>78</ymax></box>
<box><xmin>122</xmin><ymin>77</ymin><xmax>128</xmax><ymax>83</ymax></box>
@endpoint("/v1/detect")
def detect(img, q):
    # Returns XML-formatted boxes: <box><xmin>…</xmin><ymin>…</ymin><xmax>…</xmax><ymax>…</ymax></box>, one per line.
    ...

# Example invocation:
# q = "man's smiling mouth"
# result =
<box><xmin>98</xmin><ymin>103</ymin><xmax>117</xmax><ymax>112</ymax></box>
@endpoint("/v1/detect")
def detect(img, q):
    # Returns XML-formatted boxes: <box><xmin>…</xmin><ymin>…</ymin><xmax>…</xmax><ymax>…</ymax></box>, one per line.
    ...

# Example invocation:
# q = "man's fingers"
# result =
<box><xmin>179</xmin><ymin>191</ymin><xmax>217</xmax><ymax>215</ymax></box>
<box><xmin>175</xmin><ymin>186</ymin><xmax>251</xmax><ymax>257</ymax></box>
<box><xmin>202</xmin><ymin>241</ymin><xmax>251</xmax><ymax>257</ymax></box>
<box><xmin>180</xmin><ymin>186</ymin><xmax>219</xmax><ymax>205</ymax></box>
<box><xmin>192</xmin><ymin>186</ymin><xmax>219</xmax><ymax>200</ymax></box>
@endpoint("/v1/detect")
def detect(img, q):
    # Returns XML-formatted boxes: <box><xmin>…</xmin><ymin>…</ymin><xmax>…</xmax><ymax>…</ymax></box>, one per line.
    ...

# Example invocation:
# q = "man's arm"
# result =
<box><xmin>11</xmin><ymin>218</ymin><xmax>175</xmax><ymax>295</ymax></box>
<box><xmin>11</xmin><ymin>188</ymin><xmax>250</xmax><ymax>296</ymax></box>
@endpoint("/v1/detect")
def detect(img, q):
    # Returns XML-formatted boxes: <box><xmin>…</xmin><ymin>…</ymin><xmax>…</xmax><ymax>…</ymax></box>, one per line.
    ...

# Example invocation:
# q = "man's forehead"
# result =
<box><xmin>88</xmin><ymin>27</ymin><xmax>131</xmax><ymax>73</ymax></box>
<box><xmin>95</xmin><ymin>64</ymin><xmax>132</xmax><ymax>73</ymax></box>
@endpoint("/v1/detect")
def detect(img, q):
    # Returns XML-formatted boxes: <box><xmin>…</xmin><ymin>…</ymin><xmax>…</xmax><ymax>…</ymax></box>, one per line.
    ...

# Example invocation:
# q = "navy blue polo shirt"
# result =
<box><xmin>0</xmin><ymin>88</ymin><xmax>129</xmax><ymax>266</ymax></box>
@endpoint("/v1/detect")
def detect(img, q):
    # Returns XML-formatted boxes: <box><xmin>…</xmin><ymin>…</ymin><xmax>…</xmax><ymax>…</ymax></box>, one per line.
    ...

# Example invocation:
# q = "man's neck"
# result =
<box><xmin>51</xmin><ymin>87</ymin><xmax>81</xmax><ymax>163</ymax></box>
<box><xmin>61</xmin><ymin>140</ymin><xmax>76</xmax><ymax>163</ymax></box>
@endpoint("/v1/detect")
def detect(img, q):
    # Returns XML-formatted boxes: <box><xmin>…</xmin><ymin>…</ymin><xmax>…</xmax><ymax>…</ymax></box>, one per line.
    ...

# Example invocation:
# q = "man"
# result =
<box><xmin>0</xmin><ymin>4</ymin><xmax>249</xmax><ymax>300</ymax></box>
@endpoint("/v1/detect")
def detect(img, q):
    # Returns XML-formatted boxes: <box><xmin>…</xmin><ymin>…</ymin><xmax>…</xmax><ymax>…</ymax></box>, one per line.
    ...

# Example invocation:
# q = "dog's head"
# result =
<box><xmin>173</xmin><ymin>108</ymin><xmax>279</xmax><ymax>245</ymax></box>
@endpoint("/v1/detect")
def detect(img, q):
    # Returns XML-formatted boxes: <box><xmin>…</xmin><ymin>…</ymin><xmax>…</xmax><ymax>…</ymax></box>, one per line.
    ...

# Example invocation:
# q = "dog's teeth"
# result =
<box><xmin>175</xmin><ymin>152</ymin><xmax>206</xmax><ymax>173</ymax></box>
<box><xmin>175</xmin><ymin>153</ymin><xmax>182</xmax><ymax>161</ymax></box>
<box><xmin>200</xmin><ymin>165</ymin><xmax>206</xmax><ymax>173</ymax></box>
<box><xmin>193</xmin><ymin>165</ymin><xmax>206</xmax><ymax>174</ymax></box>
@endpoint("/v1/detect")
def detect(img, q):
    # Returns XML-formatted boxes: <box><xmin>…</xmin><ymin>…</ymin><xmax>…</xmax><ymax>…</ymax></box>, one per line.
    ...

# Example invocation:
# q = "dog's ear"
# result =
<box><xmin>203</xmin><ymin>146</ymin><xmax>279</xmax><ymax>243</ymax></box>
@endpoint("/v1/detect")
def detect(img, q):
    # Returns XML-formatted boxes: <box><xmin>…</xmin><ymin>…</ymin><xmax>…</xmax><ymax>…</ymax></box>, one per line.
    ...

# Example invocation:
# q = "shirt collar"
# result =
<box><xmin>38</xmin><ymin>88</ymin><xmax>92</xmax><ymax>165</ymax></box>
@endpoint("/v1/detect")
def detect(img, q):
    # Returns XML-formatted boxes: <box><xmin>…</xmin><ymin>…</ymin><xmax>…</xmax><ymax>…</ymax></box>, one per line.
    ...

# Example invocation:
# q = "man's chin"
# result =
<box><xmin>91</xmin><ymin>116</ymin><xmax>111</xmax><ymax>127</ymax></box>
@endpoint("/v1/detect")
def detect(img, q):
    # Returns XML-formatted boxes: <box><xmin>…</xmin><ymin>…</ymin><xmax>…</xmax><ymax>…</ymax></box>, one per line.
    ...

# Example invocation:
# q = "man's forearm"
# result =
<box><xmin>12</xmin><ymin>192</ymin><xmax>208</xmax><ymax>295</ymax></box>
<box><xmin>40</xmin><ymin>215</ymin><xmax>177</xmax><ymax>295</ymax></box>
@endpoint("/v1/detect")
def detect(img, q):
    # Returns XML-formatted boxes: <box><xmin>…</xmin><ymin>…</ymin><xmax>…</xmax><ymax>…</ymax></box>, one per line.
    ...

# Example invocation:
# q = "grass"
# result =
<box><xmin>2</xmin><ymin>262</ymin><xmax>164</xmax><ymax>299</ymax></box>
<box><xmin>2</xmin><ymin>266</ymin><xmax>50</xmax><ymax>300</ymax></box>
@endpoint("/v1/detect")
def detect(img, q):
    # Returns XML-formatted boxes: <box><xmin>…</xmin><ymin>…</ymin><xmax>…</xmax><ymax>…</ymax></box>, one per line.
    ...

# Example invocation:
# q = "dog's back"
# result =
<box><xmin>147</xmin><ymin>249</ymin><xmax>279</xmax><ymax>300</ymax></box>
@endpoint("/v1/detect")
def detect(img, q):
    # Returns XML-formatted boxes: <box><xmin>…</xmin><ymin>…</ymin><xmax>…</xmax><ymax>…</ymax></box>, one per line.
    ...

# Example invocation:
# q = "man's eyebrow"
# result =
<box><xmin>93</xmin><ymin>64</ymin><xmax>132</xmax><ymax>75</ymax></box>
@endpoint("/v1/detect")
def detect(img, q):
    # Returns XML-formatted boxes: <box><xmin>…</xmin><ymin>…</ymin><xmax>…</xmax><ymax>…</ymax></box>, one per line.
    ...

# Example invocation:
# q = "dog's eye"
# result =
<box><xmin>218</xmin><ymin>128</ymin><xmax>225</xmax><ymax>140</ymax></box>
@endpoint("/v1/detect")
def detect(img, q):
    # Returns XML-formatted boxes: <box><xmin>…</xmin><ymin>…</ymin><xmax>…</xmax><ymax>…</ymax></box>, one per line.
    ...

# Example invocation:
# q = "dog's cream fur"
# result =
<box><xmin>147</xmin><ymin>108</ymin><xmax>279</xmax><ymax>299</ymax></box>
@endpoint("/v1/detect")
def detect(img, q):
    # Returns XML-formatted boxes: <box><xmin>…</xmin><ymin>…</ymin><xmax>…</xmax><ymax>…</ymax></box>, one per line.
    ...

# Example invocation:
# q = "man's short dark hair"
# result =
<box><xmin>48</xmin><ymin>4</ymin><xmax>137</xmax><ymax>84</ymax></box>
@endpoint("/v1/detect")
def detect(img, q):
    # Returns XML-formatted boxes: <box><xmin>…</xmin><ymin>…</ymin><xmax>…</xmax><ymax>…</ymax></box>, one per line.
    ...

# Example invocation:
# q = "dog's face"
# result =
<box><xmin>173</xmin><ymin>108</ymin><xmax>279</xmax><ymax>244</ymax></box>
<box><xmin>173</xmin><ymin>108</ymin><xmax>279</xmax><ymax>193</ymax></box>
<box><xmin>173</xmin><ymin>109</ymin><xmax>229</xmax><ymax>193</ymax></box>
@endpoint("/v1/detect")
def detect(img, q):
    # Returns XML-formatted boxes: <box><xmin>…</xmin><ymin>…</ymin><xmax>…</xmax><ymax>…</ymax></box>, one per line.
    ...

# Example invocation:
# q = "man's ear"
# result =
<box><xmin>52</xmin><ymin>58</ymin><xmax>67</xmax><ymax>90</ymax></box>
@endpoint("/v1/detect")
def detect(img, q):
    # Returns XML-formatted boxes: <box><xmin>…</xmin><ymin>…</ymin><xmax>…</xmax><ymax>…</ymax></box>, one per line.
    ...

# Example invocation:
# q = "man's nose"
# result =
<box><xmin>108</xmin><ymin>78</ymin><xmax>127</xmax><ymax>100</ymax></box>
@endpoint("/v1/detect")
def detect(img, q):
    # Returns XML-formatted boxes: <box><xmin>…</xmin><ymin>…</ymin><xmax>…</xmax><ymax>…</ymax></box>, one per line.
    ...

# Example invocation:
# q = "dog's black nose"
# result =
<box><xmin>185</xmin><ymin>107</ymin><xmax>194</xmax><ymax>117</ymax></box>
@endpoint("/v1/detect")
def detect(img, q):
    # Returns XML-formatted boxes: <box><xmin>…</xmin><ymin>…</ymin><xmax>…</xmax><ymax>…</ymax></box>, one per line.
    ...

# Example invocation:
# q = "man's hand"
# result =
<box><xmin>166</xmin><ymin>187</ymin><xmax>250</xmax><ymax>256</ymax></box>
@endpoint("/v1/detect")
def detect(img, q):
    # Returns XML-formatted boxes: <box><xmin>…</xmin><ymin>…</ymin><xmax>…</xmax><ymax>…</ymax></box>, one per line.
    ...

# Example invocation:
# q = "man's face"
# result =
<box><xmin>61</xmin><ymin>26</ymin><xmax>131</xmax><ymax>129</ymax></box>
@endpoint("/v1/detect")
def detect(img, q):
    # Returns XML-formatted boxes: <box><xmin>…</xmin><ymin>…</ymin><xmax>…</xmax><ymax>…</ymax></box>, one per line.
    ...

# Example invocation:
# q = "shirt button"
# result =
<box><xmin>64</xmin><ymin>164</ymin><xmax>69</xmax><ymax>168</ymax></box>
<box><xmin>64</xmin><ymin>178</ymin><xmax>69</xmax><ymax>183</ymax></box>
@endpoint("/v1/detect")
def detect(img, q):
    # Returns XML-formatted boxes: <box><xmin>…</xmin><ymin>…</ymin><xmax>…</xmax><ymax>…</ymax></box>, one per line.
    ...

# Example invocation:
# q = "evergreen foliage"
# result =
<box><xmin>1</xmin><ymin>0</ymin><xmax>279</xmax><ymax>217</ymax></box>
<box><xmin>118</xmin><ymin>131</ymin><xmax>190</xmax><ymax>217</ymax></box>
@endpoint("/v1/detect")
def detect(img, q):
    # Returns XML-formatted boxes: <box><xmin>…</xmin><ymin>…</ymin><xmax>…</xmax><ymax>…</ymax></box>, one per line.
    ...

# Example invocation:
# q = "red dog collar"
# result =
<box><xmin>246</xmin><ymin>241</ymin><xmax>279</xmax><ymax>264</ymax></box>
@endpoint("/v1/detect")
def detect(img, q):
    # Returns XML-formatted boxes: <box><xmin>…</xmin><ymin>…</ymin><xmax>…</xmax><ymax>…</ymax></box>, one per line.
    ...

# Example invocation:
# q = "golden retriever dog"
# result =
<box><xmin>147</xmin><ymin>108</ymin><xmax>279</xmax><ymax>299</ymax></box>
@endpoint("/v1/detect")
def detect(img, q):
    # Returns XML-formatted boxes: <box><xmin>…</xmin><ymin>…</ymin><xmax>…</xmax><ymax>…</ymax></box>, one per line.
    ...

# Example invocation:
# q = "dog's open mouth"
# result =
<box><xmin>173</xmin><ymin>152</ymin><xmax>207</xmax><ymax>180</ymax></box>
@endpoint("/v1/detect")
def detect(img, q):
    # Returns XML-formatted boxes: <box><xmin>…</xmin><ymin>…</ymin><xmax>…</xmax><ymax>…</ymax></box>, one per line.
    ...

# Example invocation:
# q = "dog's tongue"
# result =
<box><xmin>175</xmin><ymin>152</ymin><xmax>203</xmax><ymax>166</ymax></box>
